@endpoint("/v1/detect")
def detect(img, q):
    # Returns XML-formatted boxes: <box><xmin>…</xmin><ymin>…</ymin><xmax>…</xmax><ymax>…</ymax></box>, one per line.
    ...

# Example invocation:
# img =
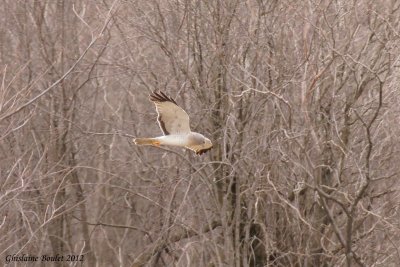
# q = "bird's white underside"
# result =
<box><xmin>154</xmin><ymin>134</ymin><xmax>192</xmax><ymax>147</ymax></box>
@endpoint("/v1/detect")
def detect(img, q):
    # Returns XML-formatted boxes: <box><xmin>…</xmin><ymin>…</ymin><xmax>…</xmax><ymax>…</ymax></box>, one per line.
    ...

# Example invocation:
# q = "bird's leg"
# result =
<box><xmin>152</xmin><ymin>140</ymin><xmax>161</xmax><ymax>146</ymax></box>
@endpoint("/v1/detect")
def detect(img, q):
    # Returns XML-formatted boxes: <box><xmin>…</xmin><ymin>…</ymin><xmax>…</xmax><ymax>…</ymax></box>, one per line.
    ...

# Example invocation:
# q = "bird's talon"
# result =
<box><xmin>152</xmin><ymin>141</ymin><xmax>161</xmax><ymax>146</ymax></box>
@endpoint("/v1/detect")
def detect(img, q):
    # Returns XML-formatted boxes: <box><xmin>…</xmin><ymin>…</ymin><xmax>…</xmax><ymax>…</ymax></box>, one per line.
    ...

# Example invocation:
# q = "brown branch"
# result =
<box><xmin>132</xmin><ymin>221</ymin><xmax>221</xmax><ymax>267</ymax></box>
<box><xmin>0</xmin><ymin>0</ymin><xmax>119</xmax><ymax>122</ymax></box>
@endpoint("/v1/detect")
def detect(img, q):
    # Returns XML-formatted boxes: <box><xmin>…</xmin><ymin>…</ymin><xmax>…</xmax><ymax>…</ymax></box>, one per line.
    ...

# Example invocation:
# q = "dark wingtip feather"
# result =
<box><xmin>149</xmin><ymin>91</ymin><xmax>177</xmax><ymax>105</ymax></box>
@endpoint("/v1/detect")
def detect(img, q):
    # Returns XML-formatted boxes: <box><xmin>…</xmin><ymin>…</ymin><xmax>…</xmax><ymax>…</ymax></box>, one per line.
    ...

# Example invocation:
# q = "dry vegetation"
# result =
<box><xmin>1</xmin><ymin>0</ymin><xmax>400</xmax><ymax>266</ymax></box>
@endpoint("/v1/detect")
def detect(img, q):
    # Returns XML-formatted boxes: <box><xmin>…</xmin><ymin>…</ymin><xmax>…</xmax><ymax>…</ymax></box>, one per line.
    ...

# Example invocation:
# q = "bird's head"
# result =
<box><xmin>195</xmin><ymin>137</ymin><xmax>213</xmax><ymax>155</ymax></box>
<box><xmin>203</xmin><ymin>137</ymin><xmax>213</xmax><ymax>149</ymax></box>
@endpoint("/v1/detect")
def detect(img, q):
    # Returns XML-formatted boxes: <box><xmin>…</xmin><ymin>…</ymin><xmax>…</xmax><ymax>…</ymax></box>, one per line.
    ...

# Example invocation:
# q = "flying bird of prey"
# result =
<box><xmin>134</xmin><ymin>91</ymin><xmax>213</xmax><ymax>155</ymax></box>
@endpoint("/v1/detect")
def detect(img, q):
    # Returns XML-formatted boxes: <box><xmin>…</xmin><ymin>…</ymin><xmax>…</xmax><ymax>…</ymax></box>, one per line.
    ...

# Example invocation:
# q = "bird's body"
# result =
<box><xmin>135</xmin><ymin>133</ymin><xmax>205</xmax><ymax>147</ymax></box>
<box><xmin>134</xmin><ymin>91</ymin><xmax>213</xmax><ymax>155</ymax></box>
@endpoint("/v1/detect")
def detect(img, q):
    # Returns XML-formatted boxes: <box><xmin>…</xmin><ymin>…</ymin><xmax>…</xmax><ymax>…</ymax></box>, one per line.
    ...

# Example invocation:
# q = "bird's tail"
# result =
<box><xmin>133</xmin><ymin>138</ymin><xmax>160</xmax><ymax>146</ymax></box>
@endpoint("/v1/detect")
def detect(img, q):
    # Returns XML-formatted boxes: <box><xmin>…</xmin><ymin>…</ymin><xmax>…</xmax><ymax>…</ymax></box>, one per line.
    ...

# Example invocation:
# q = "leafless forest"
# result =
<box><xmin>1</xmin><ymin>0</ymin><xmax>400</xmax><ymax>266</ymax></box>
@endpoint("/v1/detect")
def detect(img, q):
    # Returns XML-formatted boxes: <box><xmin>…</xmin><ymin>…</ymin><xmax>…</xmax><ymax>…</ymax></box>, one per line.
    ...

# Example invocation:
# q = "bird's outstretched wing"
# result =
<box><xmin>149</xmin><ymin>91</ymin><xmax>191</xmax><ymax>135</ymax></box>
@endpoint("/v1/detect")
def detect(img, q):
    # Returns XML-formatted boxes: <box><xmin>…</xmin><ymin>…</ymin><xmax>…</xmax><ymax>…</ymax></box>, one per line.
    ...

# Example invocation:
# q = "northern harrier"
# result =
<box><xmin>134</xmin><ymin>91</ymin><xmax>213</xmax><ymax>155</ymax></box>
